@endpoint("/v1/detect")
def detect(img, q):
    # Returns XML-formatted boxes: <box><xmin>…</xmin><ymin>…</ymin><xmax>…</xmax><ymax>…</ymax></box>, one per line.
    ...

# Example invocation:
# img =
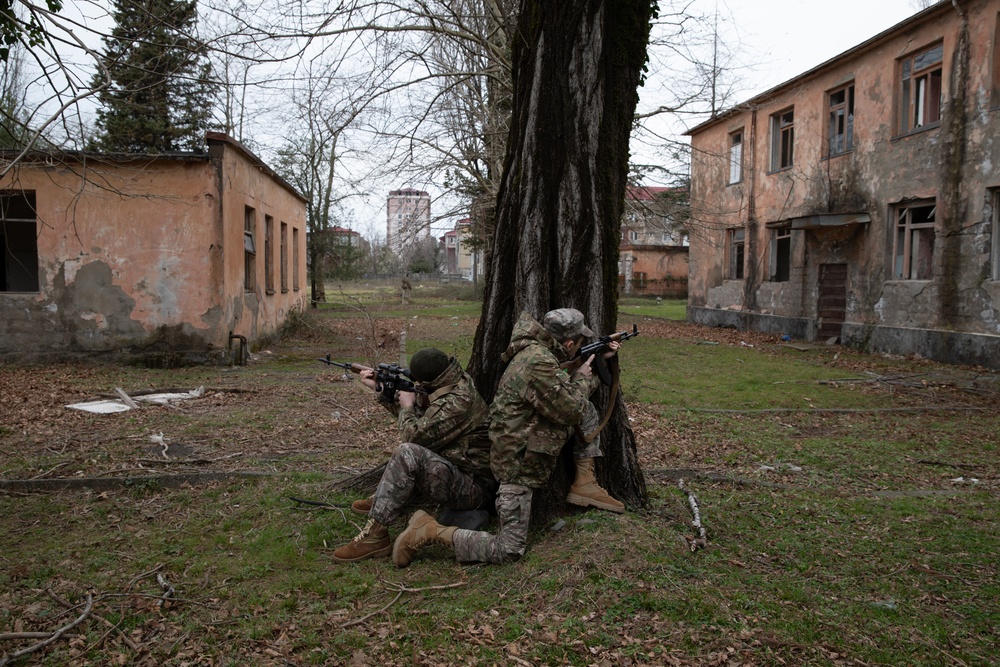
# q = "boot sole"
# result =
<box><xmin>566</xmin><ymin>493</ymin><xmax>625</xmax><ymax>514</ymax></box>
<box><xmin>330</xmin><ymin>544</ymin><xmax>391</xmax><ymax>563</ymax></box>
<box><xmin>350</xmin><ymin>506</ymin><xmax>371</xmax><ymax>515</ymax></box>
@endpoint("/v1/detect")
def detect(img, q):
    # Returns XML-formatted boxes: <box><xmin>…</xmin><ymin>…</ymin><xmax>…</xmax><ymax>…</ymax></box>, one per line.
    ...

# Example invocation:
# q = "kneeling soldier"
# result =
<box><xmin>332</xmin><ymin>348</ymin><xmax>496</xmax><ymax>562</ymax></box>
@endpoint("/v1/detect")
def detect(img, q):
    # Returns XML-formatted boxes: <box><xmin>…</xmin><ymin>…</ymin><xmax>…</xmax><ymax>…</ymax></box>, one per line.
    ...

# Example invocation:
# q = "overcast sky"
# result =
<box><xmin>701</xmin><ymin>0</ymin><xmax>927</xmax><ymax>104</ymax></box>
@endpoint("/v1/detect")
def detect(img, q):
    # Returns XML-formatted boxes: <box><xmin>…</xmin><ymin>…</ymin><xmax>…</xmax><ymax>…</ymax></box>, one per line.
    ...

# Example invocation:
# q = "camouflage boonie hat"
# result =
<box><xmin>542</xmin><ymin>308</ymin><xmax>595</xmax><ymax>341</ymax></box>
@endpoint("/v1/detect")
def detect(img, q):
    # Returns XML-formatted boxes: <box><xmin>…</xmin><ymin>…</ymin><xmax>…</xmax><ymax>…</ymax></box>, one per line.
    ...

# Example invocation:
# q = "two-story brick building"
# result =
<box><xmin>686</xmin><ymin>0</ymin><xmax>1000</xmax><ymax>368</ymax></box>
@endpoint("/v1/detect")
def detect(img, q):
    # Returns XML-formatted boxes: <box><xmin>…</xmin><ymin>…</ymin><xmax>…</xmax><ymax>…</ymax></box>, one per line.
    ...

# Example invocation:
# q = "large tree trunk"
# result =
<box><xmin>469</xmin><ymin>0</ymin><xmax>653</xmax><ymax>522</ymax></box>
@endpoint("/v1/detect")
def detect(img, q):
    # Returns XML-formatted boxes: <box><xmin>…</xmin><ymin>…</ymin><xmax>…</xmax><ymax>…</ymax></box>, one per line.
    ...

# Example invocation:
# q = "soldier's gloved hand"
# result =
<box><xmin>603</xmin><ymin>341</ymin><xmax>621</xmax><ymax>359</ymax></box>
<box><xmin>398</xmin><ymin>391</ymin><xmax>417</xmax><ymax>408</ymax></box>
<box><xmin>573</xmin><ymin>354</ymin><xmax>595</xmax><ymax>379</ymax></box>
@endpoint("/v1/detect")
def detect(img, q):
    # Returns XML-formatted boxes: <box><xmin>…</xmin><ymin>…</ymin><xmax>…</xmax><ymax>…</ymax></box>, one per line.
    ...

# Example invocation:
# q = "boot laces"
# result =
<box><xmin>353</xmin><ymin>518</ymin><xmax>377</xmax><ymax>543</ymax></box>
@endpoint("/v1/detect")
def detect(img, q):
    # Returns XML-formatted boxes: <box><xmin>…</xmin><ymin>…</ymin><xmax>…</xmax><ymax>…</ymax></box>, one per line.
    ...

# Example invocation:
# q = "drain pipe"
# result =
<box><xmin>228</xmin><ymin>331</ymin><xmax>249</xmax><ymax>366</ymax></box>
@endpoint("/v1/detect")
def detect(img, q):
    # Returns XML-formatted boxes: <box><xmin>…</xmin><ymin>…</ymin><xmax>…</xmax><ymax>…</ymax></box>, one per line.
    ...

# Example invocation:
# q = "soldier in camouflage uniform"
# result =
<box><xmin>391</xmin><ymin>309</ymin><xmax>623</xmax><ymax>568</ymax></box>
<box><xmin>332</xmin><ymin>348</ymin><xmax>496</xmax><ymax>563</ymax></box>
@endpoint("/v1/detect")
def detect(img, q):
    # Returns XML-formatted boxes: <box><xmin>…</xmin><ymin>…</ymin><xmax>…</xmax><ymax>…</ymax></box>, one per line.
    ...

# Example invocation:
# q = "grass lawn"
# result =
<box><xmin>1</xmin><ymin>287</ymin><xmax>997</xmax><ymax>666</ymax></box>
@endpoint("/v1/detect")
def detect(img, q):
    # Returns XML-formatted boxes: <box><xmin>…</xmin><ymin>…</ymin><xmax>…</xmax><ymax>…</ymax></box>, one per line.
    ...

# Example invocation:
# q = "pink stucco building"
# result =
<box><xmin>686</xmin><ymin>0</ymin><xmax>1000</xmax><ymax>368</ymax></box>
<box><xmin>0</xmin><ymin>133</ymin><xmax>308</xmax><ymax>364</ymax></box>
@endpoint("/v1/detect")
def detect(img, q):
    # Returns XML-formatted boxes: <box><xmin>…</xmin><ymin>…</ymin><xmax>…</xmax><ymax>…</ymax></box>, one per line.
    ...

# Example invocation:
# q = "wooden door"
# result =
<box><xmin>818</xmin><ymin>263</ymin><xmax>847</xmax><ymax>342</ymax></box>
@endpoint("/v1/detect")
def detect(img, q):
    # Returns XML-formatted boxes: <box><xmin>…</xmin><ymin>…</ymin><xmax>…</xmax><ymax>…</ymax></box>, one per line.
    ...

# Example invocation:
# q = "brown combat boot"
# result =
<box><xmin>351</xmin><ymin>496</ymin><xmax>373</xmax><ymax>515</ymax></box>
<box><xmin>566</xmin><ymin>458</ymin><xmax>625</xmax><ymax>513</ymax></box>
<box><xmin>331</xmin><ymin>519</ymin><xmax>391</xmax><ymax>562</ymax></box>
<box><xmin>392</xmin><ymin>510</ymin><xmax>457</xmax><ymax>568</ymax></box>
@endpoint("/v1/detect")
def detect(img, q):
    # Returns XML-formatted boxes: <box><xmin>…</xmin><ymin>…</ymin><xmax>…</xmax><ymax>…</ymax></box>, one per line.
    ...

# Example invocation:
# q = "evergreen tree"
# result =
<box><xmin>92</xmin><ymin>0</ymin><xmax>213</xmax><ymax>153</ymax></box>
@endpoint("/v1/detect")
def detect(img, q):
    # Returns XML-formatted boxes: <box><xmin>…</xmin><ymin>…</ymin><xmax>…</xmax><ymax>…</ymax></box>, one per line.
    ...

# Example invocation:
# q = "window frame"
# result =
<box><xmin>0</xmin><ymin>190</ymin><xmax>40</xmax><ymax>293</ymax></box>
<box><xmin>991</xmin><ymin>189</ymin><xmax>1000</xmax><ymax>281</ymax></box>
<box><xmin>244</xmin><ymin>206</ymin><xmax>256</xmax><ymax>292</ymax></box>
<box><xmin>898</xmin><ymin>43</ymin><xmax>943</xmax><ymax>134</ymax></box>
<box><xmin>769</xmin><ymin>228</ymin><xmax>792</xmax><ymax>282</ymax></box>
<box><xmin>992</xmin><ymin>12</ymin><xmax>1000</xmax><ymax>109</ymax></box>
<box><xmin>264</xmin><ymin>215</ymin><xmax>274</xmax><ymax>294</ymax></box>
<box><xmin>770</xmin><ymin>108</ymin><xmax>794</xmax><ymax>171</ymax></box>
<box><xmin>827</xmin><ymin>84</ymin><xmax>855</xmax><ymax>157</ymax></box>
<box><xmin>892</xmin><ymin>200</ymin><xmax>936</xmax><ymax>280</ymax></box>
<box><xmin>292</xmin><ymin>227</ymin><xmax>300</xmax><ymax>291</ymax></box>
<box><xmin>728</xmin><ymin>228</ymin><xmax>745</xmax><ymax>280</ymax></box>
<box><xmin>280</xmin><ymin>222</ymin><xmax>288</xmax><ymax>293</ymax></box>
<box><xmin>728</xmin><ymin>129</ymin><xmax>743</xmax><ymax>184</ymax></box>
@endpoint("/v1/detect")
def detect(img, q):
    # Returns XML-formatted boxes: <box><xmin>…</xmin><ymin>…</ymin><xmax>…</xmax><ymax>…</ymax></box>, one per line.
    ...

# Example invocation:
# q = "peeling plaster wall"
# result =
<box><xmin>687</xmin><ymin>0</ymin><xmax>1000</xmax><ymax>368</ymax></box>
<box><xmin>1</xmin><ymin>138</ymin><xmax>308</xmax><ymax>364</ymax></box>
<box><xmin>208</xmin><ymin>138</ymin><xmax>308</xmax><ymax>350</ymax></box>
<box><xmin>0</xmin><ymin>158</ymin><xmax>224</xmax><ymax>362</ymax></box>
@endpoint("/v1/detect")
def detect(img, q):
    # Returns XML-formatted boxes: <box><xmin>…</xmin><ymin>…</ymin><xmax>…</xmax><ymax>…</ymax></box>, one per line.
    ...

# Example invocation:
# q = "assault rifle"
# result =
<box><xmin>318</xmin><ymin>356</ymin><xmax>422</xmax><ymax>405</ymax></box>
<box><xmin>564</xmin><ymin>324</ymin><xmax>640</xmax><ymax>385</ymax></box>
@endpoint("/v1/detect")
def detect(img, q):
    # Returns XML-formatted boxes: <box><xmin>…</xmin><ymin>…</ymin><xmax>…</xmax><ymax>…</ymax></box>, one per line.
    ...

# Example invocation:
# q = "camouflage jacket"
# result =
<box><xmin>381</xmin><ymin>357</ymin><xmax>493</xmax><ymax>481</ymax></box>
<box><xmin>489</xmin><ymin>312</ymin><xmax>599</xmax><ymax>487</ymax></box>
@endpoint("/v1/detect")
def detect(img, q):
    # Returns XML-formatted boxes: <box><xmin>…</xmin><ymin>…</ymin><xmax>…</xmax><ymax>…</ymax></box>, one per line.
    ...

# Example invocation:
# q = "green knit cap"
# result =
<box><xmin>409</xmin><ymin>348</ymin><xmax>450</xmax><ymax>382</ymax></box>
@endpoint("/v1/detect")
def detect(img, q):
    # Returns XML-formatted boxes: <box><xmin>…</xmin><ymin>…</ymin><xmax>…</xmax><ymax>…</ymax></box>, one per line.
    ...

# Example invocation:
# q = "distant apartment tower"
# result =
<box><xmin>386</xmin><ymin>188</ymin><xmax>431</xmax><ymax>255</ymax></box>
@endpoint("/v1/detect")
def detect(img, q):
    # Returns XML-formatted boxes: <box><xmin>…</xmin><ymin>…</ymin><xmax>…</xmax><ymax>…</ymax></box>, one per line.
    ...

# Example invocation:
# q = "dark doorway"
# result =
<box><xmin>818</xmin><ymin>263</ymin><xmax>847</xmax><ymax>342</ymax></box>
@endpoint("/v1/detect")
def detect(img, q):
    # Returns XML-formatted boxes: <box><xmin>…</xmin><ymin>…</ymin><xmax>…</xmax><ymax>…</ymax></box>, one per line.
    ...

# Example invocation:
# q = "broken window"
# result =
<box><xmin>770</xmin><ymin>109</ymin><xmax>794</xmax><ymax>171</ymax></box>
<box><xmin>770</xmin><ymin>229</ymin><xmax>792</xmax><ymax>282</ymax></box>
<box><xmin>264</xmin><ymin>215</ymin><xmax>274</xmax><ymax>294</ymax></box>
<box><xmin>899</xmin><ymin>44</ymin><xmax>943</xmax><ymax>133</ymax></box>
<box><xmin>893</xmin><ymin>201</ymin><xmax>936</xmax><ymax>280</ymax></box>
<box><xmin>728</xmin><ymin>129</ymin><xmax>743</xmax><ymax>184</ymax></box>
<box><xmin>729</xmin><ymin>228</ymin><xmax>745</xmax><ymax>280</ymax></box>
<box><xmin>244</xmin><ymin>206</ymin><xmax>256</xmax><ymax>291</ymax></box>
<box><xmin>1</xmin><ymin>190</ymin><xmax>39</xmax><ymax>292</ymax></box>
<box><xmin>828</xmin><ymin>84</ymin><xmax>854</xmax><ymax>156</ymax></box>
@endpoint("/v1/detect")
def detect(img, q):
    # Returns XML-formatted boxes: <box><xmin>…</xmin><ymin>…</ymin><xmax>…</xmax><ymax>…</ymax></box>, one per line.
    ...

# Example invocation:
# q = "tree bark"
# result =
<box><xmin>469</xmin><ymin>0</ymin><xmax>653</xmax><ymax>522</ymax></box>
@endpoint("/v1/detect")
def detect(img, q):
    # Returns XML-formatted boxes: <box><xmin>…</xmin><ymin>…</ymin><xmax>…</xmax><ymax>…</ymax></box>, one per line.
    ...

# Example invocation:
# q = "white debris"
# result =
<box><xmin>66</xmin><ymin>387</ymin><xmax>206</xmax><ymax>414</ymax></box>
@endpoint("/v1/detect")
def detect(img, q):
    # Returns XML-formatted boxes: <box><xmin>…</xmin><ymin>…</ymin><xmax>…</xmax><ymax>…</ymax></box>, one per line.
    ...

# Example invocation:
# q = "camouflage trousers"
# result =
<box><xmin>369</xmin><ymin>442</ymin><xmax>493</xmax><ymax>526</ymax></box>
<box><xmin>453</xmin><ymin>483</ymin><xmax>533</xmax><ymax>563</ymax></box>
<box><xmin>450</xmin><ymin>403</ymin><xmax>604</xmax><ymax>564</ymax></box>
<box><xmin>574</xmin><ymin>401</ymin><xmax>603</xmax><ymax>459</ymax></box>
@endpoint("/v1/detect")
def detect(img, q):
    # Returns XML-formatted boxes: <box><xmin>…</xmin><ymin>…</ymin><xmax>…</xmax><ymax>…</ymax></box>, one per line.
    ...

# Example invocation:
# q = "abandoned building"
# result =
<box><xmin>619</xmin><ymin>186</ymin><xmax>689</xmax><ymax>298</ymax></box>
<box><xmin>686</xmin><ymin>0</ymin><xmax>1000</xmax><ymax>369</ymax></box>
<box><xmin>0</xmin><ymin>132</ymin><xmax>308</xmax><ymax>364</ymax></box>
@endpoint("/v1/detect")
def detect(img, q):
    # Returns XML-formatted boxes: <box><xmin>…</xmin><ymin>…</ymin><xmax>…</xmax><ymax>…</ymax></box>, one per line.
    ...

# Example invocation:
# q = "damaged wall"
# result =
<box><xmin>686</xmin><ymin>0</ymin><xmax>1000</xmax><ymax>368</ymax></box>
<box><xmin>0</xmin><ymin>135</ymin><xmax>307</xmax><ymax>364</ymax></box>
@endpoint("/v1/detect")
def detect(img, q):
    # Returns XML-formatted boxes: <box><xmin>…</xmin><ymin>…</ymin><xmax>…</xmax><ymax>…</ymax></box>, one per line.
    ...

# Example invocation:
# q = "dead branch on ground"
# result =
<box><xmin>340</xmin><ymin>581</ymin><xmax>467</xmax><ymax>629</ymax></box>
<box><xmin>156</xmin><ymin>573</ymin><xmax>175</xmax><ymax>608</ymax></box>
<box><xmin>678</xmin><ymin>478</ymin><xmax>708</xmax><ymax>551</ymax></box>
<box><xmin>0</xmin><ymin>593</ymin><xmax>93</xmax><ymax>666</ymax></box>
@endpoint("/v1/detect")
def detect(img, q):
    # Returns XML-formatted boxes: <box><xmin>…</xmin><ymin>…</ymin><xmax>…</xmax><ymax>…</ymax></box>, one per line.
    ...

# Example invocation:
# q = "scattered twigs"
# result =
<box><xmin>288</xmin><ymin>496</ymin><xmax>338</xmax><ymax>509</ymax></box>
<box><xmin>46</xmin><ymin>589</ymin><xmax>140</xmax><ymax>653</ymax></box>
<box><xmin>340</xmin><ymin>581</ymin><xmax>467</xmax><ymax>629</ymax></box>
<box><xmin>690</xmin><ymin>406</ymin><xmax>985</xmax><ymax>414</ymax></box>
<box><xmin>27</xmin><ymin>461</ymin><xmax>70</xmax><ymax>480</ymax></box>
<box><xmin>127</xmin><ymin>564</ymin><xmax>165</xmax><ymax>592</ymax></box>
<box><xmin>916</xmin><ymin>459</ymin><xmax>980</xmax><ymax>471</ymax></box>
<box><xmin>0</xmin><ymin>593</ymin><xmax>93</xmax><ymax>667</ymax></box>
<box><xmin>678</xmin><ymin>479</ymin><xmax>708</xmax><ymax>551</ymax></box>
<box><xmin>135</xmin><ymin>453</ymin><xmax>244</xmax><ymax>466</ymax></box>
<box><xmin>340</xmin><ymin>591</ymin><xmax>404</xmax><ymax>629</ymax></box>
